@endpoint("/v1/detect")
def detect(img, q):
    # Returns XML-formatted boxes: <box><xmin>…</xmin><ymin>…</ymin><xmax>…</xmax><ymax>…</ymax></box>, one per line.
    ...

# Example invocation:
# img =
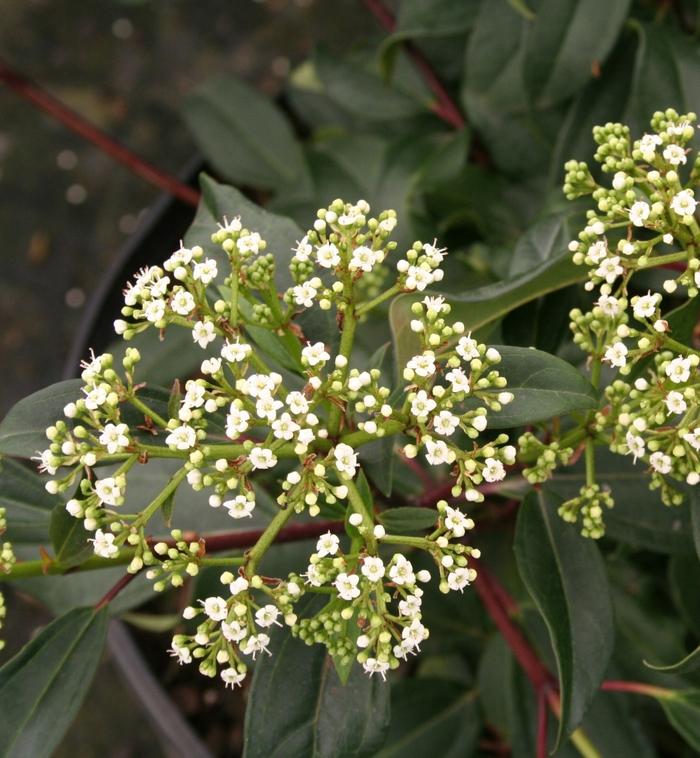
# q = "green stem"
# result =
<box><xmin>583</xmin><ymin>357</ymin><xmax>602</xmax><ymax>487</ymax></box>
<box><xmin>128</xmin><ymin>394</ymin><xmax>168</xmax><ymax>428</ymax></box>
<box><xmin>131</xmin><ymin>465</ymin><xmax>187</xmax><ymax>530</ymax></box>
<box><xmin>246</xmin><ymin>506</ymin><xmax>296</xmax><ymax>576</ymax></box>
<box><xmin>380</xmin><ymin>534</ymin><xmax>432</xmax><ymax>549</ymax></box>
<box><xmin>636</xmin><ymin>251</ymin><xmax>688</xmax><ymax>269</ymax></box>
<box><xmin>356</xmin><ymin>285</ymin><xmax>400</xmax><ymax>317</ymax></box>
<box><xmin>230</xmin><ymin>266</ymin><xmax>240</xmax><ymax>326</ymax></box>
<box><xmin>200</xmin><ymin>556</ymin><xmax>246</xmax><ymax>567</ymax></box>
<box><xmin>328</xmin><ymin>305</ymin><xmax>357</xmax><ymax>437</ymax></box>
<box><xmin>663</xmin><ymin>335</ymin><xmax>700</xmax><ymax>356</ymax></box>
<box><xmin>345</xmin><ymin>478</ymin><xmax>377</xmax><ymax>554</ymax></box>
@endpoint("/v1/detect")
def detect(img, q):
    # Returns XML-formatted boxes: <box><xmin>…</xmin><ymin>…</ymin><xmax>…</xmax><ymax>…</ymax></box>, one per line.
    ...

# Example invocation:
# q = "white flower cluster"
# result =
<box><xmin>0</xmin><ymin>507</ymin><xmax>13</xmax><ymax>651</ymax></box>
<box><xmin>31</xmin><ymin>199</ymin><xmax>515</xmax><ymax>686</ymax></box>
<box><xmin>542</xmin><ymin>109</ymin><xmax>700</xmax><ymax>534</ymax></box>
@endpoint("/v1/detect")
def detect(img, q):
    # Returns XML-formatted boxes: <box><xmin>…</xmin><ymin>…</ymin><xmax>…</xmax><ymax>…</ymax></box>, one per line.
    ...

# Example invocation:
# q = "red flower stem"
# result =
<box><xmin>474</xmin><ymin>564</ymin><xmax>553</xmax><ymax>690</ymax></box>
<box><xmin>537</xmin><ymin>688</ymin><xmax>549</xmax><ymax>758</ymax></box>
<box><xmin>600</xmin><ymin>680</ymin><xmax>670</xmax><ymax>699</ymax></box>
<box><xmin>360</xmin><ymin>0</ymin><xmax>466</xmax><ymax>129</ymax></box>
<box><xmin>94</xmin><ymin>570</ymin><xmax>138</xmax><ymax>610</ymax></box>
<box><xmin>0</xmin><ymin>58</ymin><xmax>200</xmax><ymax>207</ymax></box>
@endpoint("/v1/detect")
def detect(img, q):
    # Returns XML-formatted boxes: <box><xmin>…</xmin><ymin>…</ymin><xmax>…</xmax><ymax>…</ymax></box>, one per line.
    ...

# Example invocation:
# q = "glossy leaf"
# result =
<box><xmin>379</xmin><ymin>507</ymin><xmax>439</xmax><ymax>533</ymax></box>
<box><xmin>389</xmin><ymin>252</ymin><xmax>584</xmax><ymax>369</ymax></box>
<box><xmin>0</xmin><ymin>379</ymin><xmax>82</xmax><ymax>458</ymax></box>
<box><xmin>49</xmin><ymin>499</ymin><xmax>93</xmax><ymax>569</ymax></box>
<box><xmin>0</xmin><ymin>607</ymin><xmax>109</xmax><ymax>758</ymax></box>
<box><xmin>514</xmin><ymin>489</ymin><xmax>614</xmax><ymax>745</ymax></box>
<box><xmin>183</xmin><ymin>75</ymin><xmax>309</xmax><ymax>191</ymax></box>
<box><xmin>243</xmin><ymin>628</ymin><xmax>389</xmax><ymax>758</ymax></box>
<box><xmin>658</xmin><ymin>690</ymin><xmax>700</xmax><ymax>751</ymax></box>
<box><xmin>487</xmin><ymin>345</ymin><xmax>597</xmax><ymax>428</ymax></box>
<box><xmin>374</xmin><ymin>679</ymin><xmax>480</xmax><ymax>757</ymax></box>
<box><xmin>523</xmin><ymin>0</ymin><xmax>631</xmax><ymax>107</ymax></box>
<box><xmin>0</xmin><ymin>457</ymin><xmax>58</xmax><ymax>543</ymax></box>
<box><xmin>645</xmin><ymin>646</ymin><xmax>700</xmax><ymax>675</ymax></box>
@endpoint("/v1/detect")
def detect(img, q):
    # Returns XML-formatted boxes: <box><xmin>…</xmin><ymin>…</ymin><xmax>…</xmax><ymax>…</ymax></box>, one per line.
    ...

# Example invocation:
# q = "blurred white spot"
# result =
<box><xmin>112</xmin><ymin>18</ymin><xmax>134</xmax><ymax>39</ymax></box>
<box><xmin>57</xmin><ymin>149</ymin><xmax>78</xmax><ymax>170</ymax></box>
<box><xmin>66</xmin><ymin>184</ymin><xmax>87</xmax><ymax>204</ymax></box>
<box><xmin>65</xmin><ymin>287</ymin><xmax>86</xmax><ymax>308</ymax></box>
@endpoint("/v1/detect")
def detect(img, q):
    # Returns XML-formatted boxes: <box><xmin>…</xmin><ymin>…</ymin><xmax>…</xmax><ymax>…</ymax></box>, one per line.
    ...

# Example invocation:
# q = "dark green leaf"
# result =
<box><xmin>183</xmin><ymin>75</ymin><xmax>309</xmax><ymax>191</ymax></box>
<box><xmin>669</xmin><ymin>554</ymin><xmax>700</xmax><ymax>638</ymax></box>
<box><xmin>0</xmin><ymin>607</ymin><xmax>109</xmax><ymax>758</ymax></box>
<box><xmin>379</xmin><ymin>507</ymin><xmax>438</xmax><ymax>533</ymax></box>
<box><xmin>486</xmin><ymin>345</ymin><xmax>597</xmax><ymax>428</ymax></box>
<box><xmin>360</xmin><ymin>437</ymin><xmax>396</xmax><ymax>499</ymax></box>
<box><xmin>657</xmin><ymin>690</ymin><xmax>700</xmax><ymax>751</ymax></box>
<box><xmin>523</xmin><ymin>0</ymin><xmax>631</xmax><ymax>107</ymax></box>
<box><xmin>514</xmin><ymin>489</ymin><xmax>614</xmax><ymax>745</ymax></box>
<box><xmin>692</xmin><ymin>489</ymin><xmax>700</xmax><ymax>562</ymax></box>
<box><xmin>49</xmin><ymin>499</ymin><xmax>93</xmax><ymax>569</ymax></box>
<box><xmin>374</xmin><ymin>679</ymin><xmax>479</xmax><ymax>757</ymax></box>
<box><xmin>243</xmin><ymin>630</ymin><xmax>389</xmax><ymax>758</ymax></box>
<box><xmin>645</xmin><ymin>646</ymin><xmax>700</xmax><ymax>675</ymax></box>
<box><xmin>389</xmin><ymin>252</ymin><xmax>584</xmax><ymax>369</ymax></box>
<box><xmin>167</xmin><ymin>379</ymin><xmax>182</xmax><ymax>421</ymax></box>
<box><xmin>0</xmin><ymin>457</ymin><xmax>59</xmax><ymax>543</ymax></box>
<box><xmin>0</xmin><ymin>380</ymin><xmax>82</xmax><ymax>458</ymax></box>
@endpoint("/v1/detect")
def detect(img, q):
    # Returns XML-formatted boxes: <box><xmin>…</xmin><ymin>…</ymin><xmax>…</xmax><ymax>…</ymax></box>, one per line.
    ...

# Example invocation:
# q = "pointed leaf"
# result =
<box><xmin>514</xmin><ymin>489</ymin><xmax>614</xmax><ymax>746</ymax></box>
<box><xmin>379</xmin><ymin>507</ymin><xmax>439</xmax><ymax>533</ymax></box>
<box><xmin>49</xmin><ymin>500</ymin><xmax>93</xmax><ymax>569</ymax></box>
<box><xmin>657</xmin><ymin>690</ymin><xmax>700</xmax><ymax>751</ymax></box>
<box><xmin>0</xmin><ymin>607</ymin><xmax>109</xmax><ymax>758</ymax></box>
<box><xmin>0</xmin><ymin>380</ymin><xmax>82</xmax><ymax>458</ymax></box>
<box><xmin>243</xmin><ymin>628</ymin><xmax>389</xmax><ymax>758</ymax></box>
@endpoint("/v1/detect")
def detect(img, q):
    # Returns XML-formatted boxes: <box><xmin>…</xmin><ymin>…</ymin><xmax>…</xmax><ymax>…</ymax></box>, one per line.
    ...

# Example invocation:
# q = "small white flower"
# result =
<box><xmin>663</xmin><ymin>143</ymin><xmax>687</xmax><ymax>165</ymax></box>
<box><xmin>334</xmin><ymin>572</ymin><xmax>361</xmax><ymax>600</ymax></box>
<box><xmin>83</xmin><ymin>384</ymin><xmax>108</xmax><ymax>410</ymax></box>
<box><xmin>293</xmin><ymin>235</ymin><xmax>313</xmax><ymax>261</ymax></box>
<box><xmin>255</xmin><ymin>605</ymin><xmax>282</xmax><ymax>628</ymax></box>
<box><xmin>166</xmin><ymin>424</ymin><xmax>197</xmax><ymax>450</ymax></box>
<box><xmin>226</xmin><ymin>404</ymin><xmax>250</xmax><ymax>438</ymax></box>
<box><xmin>445</xmin><ymin>367</ymin><xmax>470</xmax><ymax>394</ymax></box>
<box><xmin>221</xmin><ymin>339</ymin><xmax>252</xmax><ymax>363</ymax></box>
<box><xmin>587</xmin><ymin>241</ymin><xmax>608</xmax><ymax>263</ymax></box>
<box><xmin>304</xmin><ymin>563</ymin><xmax>324</xmax><ymax>587</ymax></box>
<box><xmin>682</xmin><ymin>428</ymin><xmax>700</xmax><ymax>452</ymax></box>
<box><xmin>444</xmin><ymin>506</ymin><xmax>471</xmax><ymax>537</ymax></box>
<box><xmin>665</xmin><ymin>356</ymin><xmax>691</xmax><ymax>384</ymax></box>
<box><xmin>255</xmin><ymin>394</ymin><xmax>284</xmax><ymax>422</ymax></box>
<box><xmin>249</xmin><ymin>447</ymin><xmax>277</xmax><ymax>470</ymax></box>
<box><xmin>202</xmin><ymin>596</ymin><xmax>228</xmax><ymax>621</ymax></box>
<box><xmin>201</xmin><ymin>357</ymin><xmax>222</xmax><ymax>375</ymax></box>
<box><xmin>237</xmin><ymin>232</ymin><xmax>263</xmax><ymax>256</ymax></box>
<box><xmin>447</xmin><ymin>568</ymin><xmax>471</xmax><ymax>592</ymax></box>
<box><xmin>628</xmin><ymin>201</ymin><xmax>650</xmax><ymax>227</ymax></box>
<box><xmin>183</xmin><ymin>380</ymin><xmax>206</xmax><ymax>409</ymax></box>
<box><xmin>633</xmin><ymin>292</ymin><xmax>659</xmax><ymax>320</ymax></box>
<box><xmin>422</xmin><ymin>295</ymin><xmax>446</xmax><ymax>312</ymax></box>
<box><xmin>410</xmin><ymin>390</ymin><xmax>436</xmax><ymax>420</ymax></box>
<box><xmin>286</xmin><ymin>391</ymin><xmax>309</xmax><ymax>415</ymax></box>
<box><xmin>361</xmin><ymin>556</ymin><xmax>385</xmax><ymax>582</ymax></box>
<box><xmin>398</xmin><ymin>594</ymin><xmax>422</xmax><ymax>617</ymax></box>
<box><xmin>363</xmin><ymin>658</ymin><xmax>389</xmax><ymax>680</ymax></box>
<box><xmin>241</xmin><ymin>633</ymin><xmax>271</xmax><ymax>659</ymax></box>
<box><xmin>223</xmin><ymin>495</ymin><xmax>255</xmax><ymax>519</ymax></box>
<box><xmin>316</xmin><ymin>243</ymin><xmax>340</xmax><ymax>268</ymax></box>
<box><xmin>349</xmin><ymin>245</ymin><xmax>381</xmax><ymax>272</ymax></box>
<box><xmin>406</xmin><ymin>351</ymin><xmax>436</xmax><ymax>378</ymax></box>
<box><xmin>595</xmin><ymin>256</ymin><xmax>624</xmax><ymax>283</ymax></box>
<box><xmin>388</xmin><ymin>555</ymin><xmax>415</xmax><ymax>586</ymax></box>
<box><xmin>401</xmin><ymin>620</ymin><xmax>428</xmax><ymax>651</ymax></box>
<box><xmin>170</xmin><ymin>289</ymin><xmax>196</xmax><ymax>316</ymax></box>
<box><xmin>404</xmin><ymin>265</ymin><xmax>433</xmax><ymax>291</ymax></box>
<box><xmin>221</xmin><ymin>668</ymin><xmax>246</xmax><ymax>688</ymax></box>
<box><xmin>90</xmin><ymin>529</ymin><xmax>119</xmax><ymax>558</ymax></box>
<box><xmin>670</xmin><ymin>189</ymin><xmax>697</xmax><ymax>218</ymax></box>
<box><xmin>292</xmin><ymin>281</ymin><xmax>318</xmax><ymax>308</ymax></box>
<box><xmin>302</xmin><ymin>341</ymin><xmax>330</xmax><ymax>367</ymax></box>
<box><xmin>192</xmin><ymin>258</ymin><xmax>218</xmax><ymax>285</ymax></box>
<box><xmin>316</xmin><ymin>531</ymin><xmax>340</xmax><ymax>557</ymax></box>
<box><xmin>432</xmin><ymin>410</ymin><xmax>459</xmax><ymax>436</ymax></box>
<box><xmin>665</xmin><ymin>391</ymin><xmax>687</xmax><ymax>415</ymax></box>
<box><xmin>192</xmin><ymin>320</ymin><xmax>216</xmax><ymax>348</ymax></box>
<box><xmin>625</xmin><ymin>431</ymin><xmax>645</xmax><ymax>463</ymax></box>
<box><xmin>638</xmin><ymin>133</ymin><xmax>662</xmax><ymax>161</ymax></box>
<box><xmin>334</xmin><ymin>443</ymin><xmax>358</xmax><ymax>478</ymax></box>
<box><xmin>456</xmin><ymin>334</ymin><xmax>480</xmax><ymax>361</ymax></box>
<box><xmin>99</xmin><ymin>423</ymin><xmax>129</xmax><ymax>454</ymax></box>
<box><xmin>482</xmin><ymin>457</ymin><xmax>506</xmax><ymax>482</ymax></box>
<box><xmin>595</xmin><ymin>294</ymin><xmax>621</xmax><ymax>317</ymax></box>
<box><xmin>143</xmin><ymin>298</ymin><xmax>166</xmax><ymax>323</ymax></box>
<box><xmin>271</xmin><ymin>412</ymin><xmax>301</xmax><ymax>440</ymax></box>
<box><xmin>94</xmin><ymin>477</ymin><xmax>123</xmax><ymax>506</ymax></box>
<box><xmin>424</xmin><ymin>439</ymin><xmax>454</xmax><ymax>466</ymax></box>
<box><xmin>650</xmin><ymin>452</ymin><xmax>672</xmax><ymax>474</ymax></box>
<box><xmin>604</xmin><ymin>341</ymin><xmax>628</xmax><ymax>368</ymax></box>
<box><xmin>168</xmin><ymin>641</ymin><xmax>192</xmax><ymax>665</ymax></box>
<box><xmin>229</xmin><ymin>577</ymin><xmax>249</xmax><ymax>596</ymax></box>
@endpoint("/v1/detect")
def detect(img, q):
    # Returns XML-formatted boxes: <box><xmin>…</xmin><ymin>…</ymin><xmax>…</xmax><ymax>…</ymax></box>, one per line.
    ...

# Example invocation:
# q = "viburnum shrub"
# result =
<box><xmin>3</xmin><ymin>2</ymin><xmax>700</xmax><ymax>750</ymax></box>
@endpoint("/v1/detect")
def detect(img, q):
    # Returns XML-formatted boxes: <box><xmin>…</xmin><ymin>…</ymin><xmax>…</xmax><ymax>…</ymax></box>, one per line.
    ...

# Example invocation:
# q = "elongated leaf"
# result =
<box><xmin>244</xmin><ymin>630</ymin><xmax>389</xmax><ymax>758</ymax></box>
<box><xmin>0</xmin><ymin>607</ymin><xmax>109</xmax><ymax>758</ymax></box>
<box><xmin>0</xmin><ymin>457</ymin><xmax>59</xmax><ymax>543</ymax></box>
<box><xmin>669</xmin><ymin>554</ymin><xmax>700</xmax><ymax>637</ymax></box>
<box><xmin>692</xmin><ymin>489</ymin><xmax>700</xmax><ymax>563</ymax></box>
<box><xmin>645</xmin><ymin>646</ymin><xmax>700</xmax><ymax>675</ymax></box>
<box><xmin>514</xmin><ymin>489</ymin><xmax>614</xmax><ymax>745</ymax></box>
<box><xmin>0</xmin><ymin>379</ymin><xmax>82</xmax><ymax>458</ymax></box>
<box><xmin>523</xmin><ymin>0</ymin><xmax>631</xmax><ymax>107</ymax></box>
<box><xmin>389</xmin><ymin>251</ymin><xmax>584</xmax><ymax>369</ymax></box>
<box><xmin>375</xmin><ymin>679</ymin><xmax>480</xmax><ymax>757</ymax></box>
<box><xmin>379</xmin><ymin>507</ymin><xmax>438</xmax><ymax>533</ymax></box>
<box><xmin>183</xmin><ymin>75</ymin><xmax>309</xmax><ymax>191</ymax></box>
<box><xmin>49</xmin><ymin>500</ymin><xmax>93</xmax><ymax>569</ymax></box>
<box><xmin>657</xmin><ymin>690</ymin><xmax>700</xmax><ymax>751</ymax></box>
<box><xmin>486</xmin><ymin>346</ymin><xmax>597</xmax><ymax>428</ymax></box>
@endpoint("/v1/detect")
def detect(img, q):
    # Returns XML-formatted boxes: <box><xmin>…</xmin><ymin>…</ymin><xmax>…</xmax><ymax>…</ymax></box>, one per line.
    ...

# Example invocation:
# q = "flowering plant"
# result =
<box><xmin>3</xmin><ymin>1</ymin><xmax>700</xmax><ymax>755</ymax></box>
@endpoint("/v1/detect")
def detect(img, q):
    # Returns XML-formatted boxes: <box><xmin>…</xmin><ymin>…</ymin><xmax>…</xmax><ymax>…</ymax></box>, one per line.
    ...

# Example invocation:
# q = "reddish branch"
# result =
<box><xmin>0</xmin><ymin>58</ymin><xmax>200</xmax><ymax>206</ymax></box>
<box><xmin>95</xmin><ymin>570</ymin><xmax>138</xmax><ymax>610</ymax></box>
<box><xmin>360</xmin><ymin>0</ymin><xmax>466</xmax><ymax>130</ymax></box>
<box><xmin>536</xmin><ymin>689</ymin><xmax>549</xmax><ymax>758</ymax></box>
